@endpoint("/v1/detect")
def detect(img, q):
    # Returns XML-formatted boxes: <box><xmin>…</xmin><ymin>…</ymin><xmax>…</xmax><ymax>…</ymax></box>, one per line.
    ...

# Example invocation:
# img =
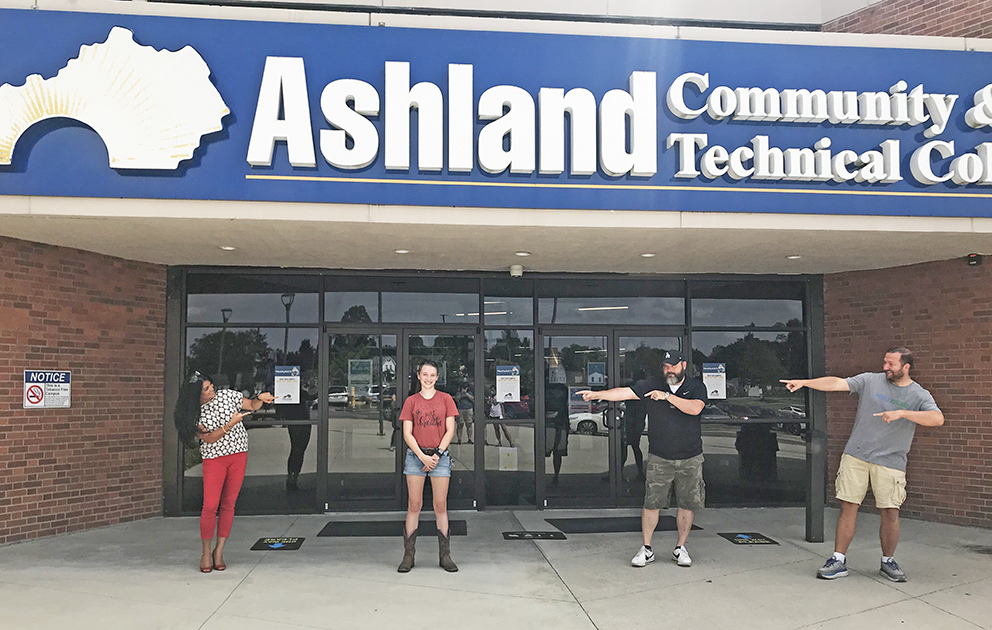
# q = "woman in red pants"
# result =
<box><xmin>174</xmin><ymin>373</ymin><xmax>274</xmax><ymax>573</ymax></box>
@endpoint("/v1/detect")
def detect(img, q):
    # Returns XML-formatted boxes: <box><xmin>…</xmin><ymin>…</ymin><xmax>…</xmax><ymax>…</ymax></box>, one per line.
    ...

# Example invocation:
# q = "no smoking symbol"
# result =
<box><xmin>26</xmin><ymin>385</ymin><xmax>44</xmax><ymax>405</ymax></box>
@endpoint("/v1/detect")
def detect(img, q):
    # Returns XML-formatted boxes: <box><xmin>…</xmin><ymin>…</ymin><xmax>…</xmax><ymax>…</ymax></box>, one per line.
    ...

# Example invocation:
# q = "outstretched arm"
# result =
<box><xmin>780</xmin><ymin>377</ymin><xmax>849</xmax><ymax>393</ymax></box>
<box><xmin>576</xmin><ymin>387</ymin><xmax>638</xmax><ymax>402</ymax></box>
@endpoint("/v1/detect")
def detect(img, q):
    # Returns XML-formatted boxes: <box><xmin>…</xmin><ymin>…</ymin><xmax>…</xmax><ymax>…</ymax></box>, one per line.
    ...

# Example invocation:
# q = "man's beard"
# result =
<box><xmin>665</xmin><ymin>367</ymin><xmax>684</xmax><ymax>386</ymax></box>
<box><xmin>885</xmin><ymin>366</ymin><xmax>906</xmax><ymax>382</ymax></box>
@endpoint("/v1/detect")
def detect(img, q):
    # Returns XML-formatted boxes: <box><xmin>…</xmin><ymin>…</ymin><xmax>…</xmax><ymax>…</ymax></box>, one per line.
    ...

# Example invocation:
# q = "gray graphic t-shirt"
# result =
<box><xmin>843</xmin><ymin>372</ymin><xmax>940</xmax><ymax>472</ymax></box>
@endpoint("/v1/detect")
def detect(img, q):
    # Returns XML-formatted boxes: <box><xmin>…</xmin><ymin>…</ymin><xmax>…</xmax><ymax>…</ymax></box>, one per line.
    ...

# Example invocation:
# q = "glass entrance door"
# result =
<box><xmin>543</xmin><ymin>333</ymin><xmax>613</xmax><ymax>506</ymax></box>
<box><xmin>542</xmin><ymin>331</ymin><xmax>684</xmax><ymax>507</ymax></box>
<box><xmin>324</xmin><ymin>332</ymin><xmax>399</xmax><ymax>508</ymax></box>
<box><xmin>614</xmin><ymin>333</ymin><xmax>684</xmax><ymax>506</ymax></box>
<box><xmin>405</xmin><ymin>330</ymin><xmax>477</xmax><ymax>509</ymax></box>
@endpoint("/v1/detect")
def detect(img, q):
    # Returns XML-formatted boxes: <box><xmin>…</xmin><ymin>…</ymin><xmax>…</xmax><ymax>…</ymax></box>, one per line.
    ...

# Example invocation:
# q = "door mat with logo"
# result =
<box><xmin>503</xmin><ymin>531</ymin><xmax>567</xmax><ymax>540</ymax></box>
<box><xmin>718</xmin><ymin>532</ymin><xmax>779</xmax><ymax>545</ymax></box>
<box><xmin>251</xmin><ymin>537</ymin><xmax>305</xmax><ymax>551</ymax></box>
<box><xmin>545</xmin><ymin>516</ymin><xmax>702</xmax><ymax>534</ymax></box>
<box><xmin>317</xmin><ymin>520</ymin><xmax>467</xmax><ymax>537</ymax></box>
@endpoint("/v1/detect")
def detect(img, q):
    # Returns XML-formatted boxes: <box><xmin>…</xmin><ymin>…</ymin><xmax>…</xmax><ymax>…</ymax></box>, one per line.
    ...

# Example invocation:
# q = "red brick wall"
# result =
<box><xmin>824</xmin><ymin>258</ymin><xmax>992</xmax><ymax>528</ymax></box>
<box><xmin>824</xmin><ymin>0</ymin><xmax>992</xmax><ymax>38</ymax></box>
<box><xmin>0</xmin><ymin>235</ymin><xmax>166</xmax><ymax>544</ymax></box>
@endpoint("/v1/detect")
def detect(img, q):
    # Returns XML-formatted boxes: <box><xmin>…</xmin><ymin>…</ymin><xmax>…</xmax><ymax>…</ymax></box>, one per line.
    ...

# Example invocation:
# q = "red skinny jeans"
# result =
<box><xmin>200</xmin><ymin>451</ymin><xmax>247</xmax><ymax>539</ymax></box>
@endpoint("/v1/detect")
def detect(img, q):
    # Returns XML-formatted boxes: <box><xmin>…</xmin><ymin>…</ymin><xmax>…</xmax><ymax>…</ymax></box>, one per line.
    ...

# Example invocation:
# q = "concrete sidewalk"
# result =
<box><xmin>1</xmin><ymin>508</ymin><xmax>989</xmax><ymax>630</ymax></box>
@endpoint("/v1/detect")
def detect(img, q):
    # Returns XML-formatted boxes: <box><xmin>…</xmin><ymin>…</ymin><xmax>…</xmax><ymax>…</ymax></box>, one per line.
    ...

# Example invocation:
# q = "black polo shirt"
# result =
<box><xmin>631</xmin><ymin>376</ymin><xmax>707</xmax><ymax>461</ymax></box>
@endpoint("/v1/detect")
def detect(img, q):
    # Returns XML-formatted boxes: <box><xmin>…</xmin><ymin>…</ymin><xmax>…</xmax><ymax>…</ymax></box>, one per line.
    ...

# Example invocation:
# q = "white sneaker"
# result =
<box><xmin>673</xmin><ymin>546</ymin><xmax>692</xmax><ymax>567</ymax></box>
<box><xmin>631</xmin><ymin>545</ymin><xmax>655</xmax><ymax>567</ymax></box>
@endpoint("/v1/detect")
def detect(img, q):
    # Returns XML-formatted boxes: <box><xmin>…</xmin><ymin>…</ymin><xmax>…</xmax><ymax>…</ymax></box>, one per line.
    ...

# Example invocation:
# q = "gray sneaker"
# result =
<box><xmin>816</xmin><ymin>556</ymin><xmax>848</xmax><ymax>579</ymax></box>
<box><xmin>879</xmin><ymin>559</ymin><xmax>907</xmax><ymax>582</ymax></box>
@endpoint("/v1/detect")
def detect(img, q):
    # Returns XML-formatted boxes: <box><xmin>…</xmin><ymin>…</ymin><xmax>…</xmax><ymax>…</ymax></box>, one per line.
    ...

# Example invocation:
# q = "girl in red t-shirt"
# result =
<box><xmin>396</xmin><ymin>359</ymin><xmax>458</xmax><ymax>573</ymax></box>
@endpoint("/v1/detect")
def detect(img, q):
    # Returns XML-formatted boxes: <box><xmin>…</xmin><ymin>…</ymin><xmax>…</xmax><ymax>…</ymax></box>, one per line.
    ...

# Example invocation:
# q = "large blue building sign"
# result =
<box><xmin>2</xmin><ymin>8</ymin><xmax>992</xmax><ymax>216</ymax></box>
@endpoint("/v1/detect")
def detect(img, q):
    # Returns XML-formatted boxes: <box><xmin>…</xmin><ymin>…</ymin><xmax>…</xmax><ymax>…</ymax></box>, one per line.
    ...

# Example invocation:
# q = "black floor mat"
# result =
<box><xmin>545</xmin><ymin>515</ymin><xmax>702</xmax><ymax>534</ymax></box>
<box><xmin>317</xmin><ymin>520</ymin><xmax>467</xmax><ymax>537</ymax></box>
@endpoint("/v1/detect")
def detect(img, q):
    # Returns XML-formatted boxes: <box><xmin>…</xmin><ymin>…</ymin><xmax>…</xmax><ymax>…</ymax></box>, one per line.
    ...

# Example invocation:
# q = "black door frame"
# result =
<box><xmin>165</xmin><ymin>268</ymin><xmax>823</xmax><ymax>541</ymax></box>
<box><xmin>611</xmin><ymin>328</ymin><xmax>687</xmax><ymax>507</ymax></box>
<box><xmin>320</xmin><ymin>327</ymin><xmax>404</xmax><ymax>512</ymax></box>
<box><xmin>537</xmin><ymin>326</ymin><xmax>686</xmax><ymax>508</ymax></box>
<box><xmin>400</xmin><ymin>325</ymin><xmax>482</xmax><ymax>511</ymax></box>
<box><xmin>537</xmin><ymin>326</ymin><xmax>617</xmax><ymax>508</ymax></box>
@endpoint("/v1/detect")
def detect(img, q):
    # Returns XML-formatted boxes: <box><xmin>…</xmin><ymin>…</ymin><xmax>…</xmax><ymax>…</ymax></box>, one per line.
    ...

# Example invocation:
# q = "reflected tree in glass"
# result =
<box><xmin>187</xmin><ymin>328</ymin><xmax>272</xmax><ymax>392</ymax></box>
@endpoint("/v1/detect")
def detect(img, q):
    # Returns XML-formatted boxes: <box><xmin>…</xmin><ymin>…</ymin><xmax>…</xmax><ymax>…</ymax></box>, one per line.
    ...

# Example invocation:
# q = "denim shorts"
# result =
<box><xmin>404</xmin><ymin>449</ymin><xmax>452</xmax><ymax>477</ymax></box>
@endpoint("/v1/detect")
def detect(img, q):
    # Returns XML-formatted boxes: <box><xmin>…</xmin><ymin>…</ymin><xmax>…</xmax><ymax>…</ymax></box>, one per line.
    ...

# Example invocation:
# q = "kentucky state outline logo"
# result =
<box><xmin>0</xmin><ymin>27</ymin><xmax>229</xmax><ymax>169</ymax></box>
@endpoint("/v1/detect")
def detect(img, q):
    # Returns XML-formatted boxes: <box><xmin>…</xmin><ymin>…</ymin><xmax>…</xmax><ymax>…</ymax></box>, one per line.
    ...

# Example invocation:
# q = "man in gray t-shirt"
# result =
<box><xmin>781</xmin><ymin>347</ymin><xmax>943</xmax><ymax>583</ymax></box>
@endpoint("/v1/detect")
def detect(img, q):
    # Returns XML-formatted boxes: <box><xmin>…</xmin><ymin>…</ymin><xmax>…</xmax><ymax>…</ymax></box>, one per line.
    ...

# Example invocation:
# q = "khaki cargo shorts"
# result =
<box><xmin>643</xmin><ymin>453</ymin><xmax>705</xmax><ymax>511</ymax></box>
<box><xmin>835</xmin><ymin>453</ymin><xmax>907</xmax><ymax>509</ymax></box>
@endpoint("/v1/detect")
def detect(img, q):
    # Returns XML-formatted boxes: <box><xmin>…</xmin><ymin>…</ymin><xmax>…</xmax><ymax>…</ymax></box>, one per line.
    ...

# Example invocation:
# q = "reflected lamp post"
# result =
<box><xmin>217</xmin><ymin>308</ymin><xmax>232</xmax><ymax>376</ymax></box>
<box><xmin>281</xmin><ymin>293</ymin><xmax>295</xmax><ymax>356</ymax></box>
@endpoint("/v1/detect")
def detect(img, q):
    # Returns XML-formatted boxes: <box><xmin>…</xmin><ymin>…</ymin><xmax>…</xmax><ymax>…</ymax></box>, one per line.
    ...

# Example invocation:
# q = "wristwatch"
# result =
<box><xmin>663</xmin><ymin>391</ymin><xmax>670</xmax><ymax>401</ymax></box>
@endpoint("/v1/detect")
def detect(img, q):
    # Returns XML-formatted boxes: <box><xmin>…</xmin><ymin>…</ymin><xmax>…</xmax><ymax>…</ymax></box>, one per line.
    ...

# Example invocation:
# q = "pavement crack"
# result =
<box><xmin>512</xmin><ymin>511</ymin><xmax>601</xmax><ymax>630</ymax></box>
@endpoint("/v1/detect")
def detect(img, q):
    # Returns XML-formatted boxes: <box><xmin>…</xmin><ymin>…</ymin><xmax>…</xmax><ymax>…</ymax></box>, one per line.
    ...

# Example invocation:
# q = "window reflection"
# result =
<box><xmin>185</xmin><ymin>327</ymin><xmax>319</xmax><ymax>401</ymax></box>
<box><xmin>184</xmin><ymin>426</ymin><xmax>317</xmax><ymax>514</ymax></box>
<box><xmin>693</xmin><ymin>331</ymin><xmax>808</xmax><ymax>422</ymax></box>
<box><xmin>483</xmin><ymin>297</ymin><xmax>533</xmax><ymax>326</ymax></box>
<box><xmin>484</xmin><ymin>330</ymin><xmax>535</xmax><ymax>420</ymax></box>
<box><xmin>325</xmin><ymin>292</ymin><xmax>378</xmax><ymax>323</ymax></box>
<box><xmin>702</xmin><ymin>423</ymin><xmax>806</xmax><ymax>506</ymax></box>
<box><xmin>383</xmin><ymin>292</ymin><xmax>479</xmax><ymax>323</ymax></box>
<box><xmin>539</xmin><ymin>297</ymin><xmax>683</xmax><ymax>324</ymax></box>
<box><xmin>544</xmin><ymin>336</ymin><xmax>610</xmax><ymax>501</ymax></box>
<box><xmin>691</xmin><ymin>300</ymin><xmax>802</xmax><ymax>328</ymax></box>
<box><xmin>485</xmin><ymin>426</ymin><xmax>536</xmax><ymax>507</ymax></box>
<box><xmin>183</xmin><ymin>327</ymin><xmax>319</xmax><ymax>514</ymax></box>
<box><xmin>187</xmin><ymin>293</ymin><xmax>319</xmax><ymax>324</ymax></box>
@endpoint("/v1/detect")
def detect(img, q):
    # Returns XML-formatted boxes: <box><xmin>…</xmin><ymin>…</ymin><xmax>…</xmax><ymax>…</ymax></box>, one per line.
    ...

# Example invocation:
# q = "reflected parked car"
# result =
<box><xmin>777</xmin><ymin>405</ymin><xmax>806</xmax><ymax>418</ymax></box>
<box><xmin>701</xmin><ymin>403</ymin><xmax>730</xmax><ymax>419</ymax></box>
<box><xmin>502</xmin><ymin>400</ymin><xmax>532</xmax><ymax>419</ymax></box>
<box><xmin>311</xmin><ymin>386</ymin><xmax>350</xmax><ymax>409</ymax></box>
<box><xmin>569</xmin><ymin>410</ymin><xmax>609</xmax><ymax>435</ymax></box>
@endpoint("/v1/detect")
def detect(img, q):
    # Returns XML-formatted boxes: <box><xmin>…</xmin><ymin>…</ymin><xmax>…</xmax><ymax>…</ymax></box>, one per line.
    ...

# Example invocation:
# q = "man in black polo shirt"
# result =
<box><xmin>578</xmin><ymin>350</ymin><xmax>707</xmax><ymax>568</ymax></box>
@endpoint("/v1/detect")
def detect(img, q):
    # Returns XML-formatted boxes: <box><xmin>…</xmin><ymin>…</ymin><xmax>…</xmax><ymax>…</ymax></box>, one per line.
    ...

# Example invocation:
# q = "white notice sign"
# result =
<box><xmin>23</xmin><ymin>370</ymin><xmax>71</xmax><ymax>408</ymax></box>
<box><xmin>702</xmin><ymin>363</ymin><xmax>727</xmax><ymax>400</ymax></box>
<box><xmin>274</xmin><ymin>366</ymin><xmax>301</xmax><ymax>404</ymax></box>
<box><xmin>495</xmin><ymin>365</ymin><xmax>521</xmax><ymax>402</ymax></box>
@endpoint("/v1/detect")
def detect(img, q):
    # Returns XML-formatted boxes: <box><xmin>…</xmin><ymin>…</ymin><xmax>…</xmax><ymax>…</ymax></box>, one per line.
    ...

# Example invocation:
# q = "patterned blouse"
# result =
<box><xmin>198</xmin><ymin>389</ymin><xmax>249</xmax><ymax>459</ymax></box>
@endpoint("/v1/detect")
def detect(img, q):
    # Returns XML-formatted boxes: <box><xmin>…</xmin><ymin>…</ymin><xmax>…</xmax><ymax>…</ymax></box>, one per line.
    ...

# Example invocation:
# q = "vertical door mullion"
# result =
<box><xmin>397</xmin><ymin>327</ymin><xmax>407</xmax><ymax>510</ymax></box>
<box><xmin>535</xmin><ymin>327</ymin><xmax>546</xmax><ymax>509</ymax></box>
<box><xmin>317</xmin><ymin>330</ymin><xmax>329</xmax><ymax>512</ymax></box>
<box><xmin>474</xmin><ymin>326</ymin><xmax>485</xmax><ymax>510</ymax></box>
<box><xmin>609</xmin><ymin>331</ymin><xmax>620</xmax><ymax>507</ymax></box>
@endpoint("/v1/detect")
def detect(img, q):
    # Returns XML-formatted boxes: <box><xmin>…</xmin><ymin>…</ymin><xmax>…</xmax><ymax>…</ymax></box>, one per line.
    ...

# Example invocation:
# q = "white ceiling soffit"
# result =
<box><xmin>1</xmin><ymin>198</ymin><xmax>990</xmax><ymax>274</ymax></box>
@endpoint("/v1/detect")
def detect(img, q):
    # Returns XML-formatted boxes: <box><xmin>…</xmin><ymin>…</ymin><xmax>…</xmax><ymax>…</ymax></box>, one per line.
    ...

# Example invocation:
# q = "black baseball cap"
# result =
<box><xmin>662</xmin><ymin>350</ymin><xmax>684</xmax><ymax>365</ymax></box>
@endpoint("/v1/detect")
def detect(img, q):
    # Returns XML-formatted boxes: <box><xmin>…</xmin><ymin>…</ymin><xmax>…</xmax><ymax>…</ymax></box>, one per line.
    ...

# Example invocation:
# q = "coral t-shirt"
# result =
<box><xmin>398</xmin><ymin>391</ymin><xmax>458</xmax><ymax>448</ymax></box>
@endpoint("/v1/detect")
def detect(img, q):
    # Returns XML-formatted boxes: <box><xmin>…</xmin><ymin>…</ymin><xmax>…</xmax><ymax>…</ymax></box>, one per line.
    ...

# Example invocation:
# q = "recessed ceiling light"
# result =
<box><xmin>515</xmin><ymin>251</ymin><xmax>531</xmax><ymax>257</ymax></box>
<box><xmin>786</xmin><ymin>255</ymin><xmax>802</xmax><ymax>260</ymax></box>
<box><xmin>394</xmin><ymin>249</ymin><xmax>410</xmax><ymax>254</ymax></box>
<box><xmin>218</xmin><ymin>245</ymin><xmax>237</xmax><ymax>251</ymax></box>
<box><xmin>640</xmin><ymin>253</ymin><xmax>657</xmax><ymax>258</ymax></box>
